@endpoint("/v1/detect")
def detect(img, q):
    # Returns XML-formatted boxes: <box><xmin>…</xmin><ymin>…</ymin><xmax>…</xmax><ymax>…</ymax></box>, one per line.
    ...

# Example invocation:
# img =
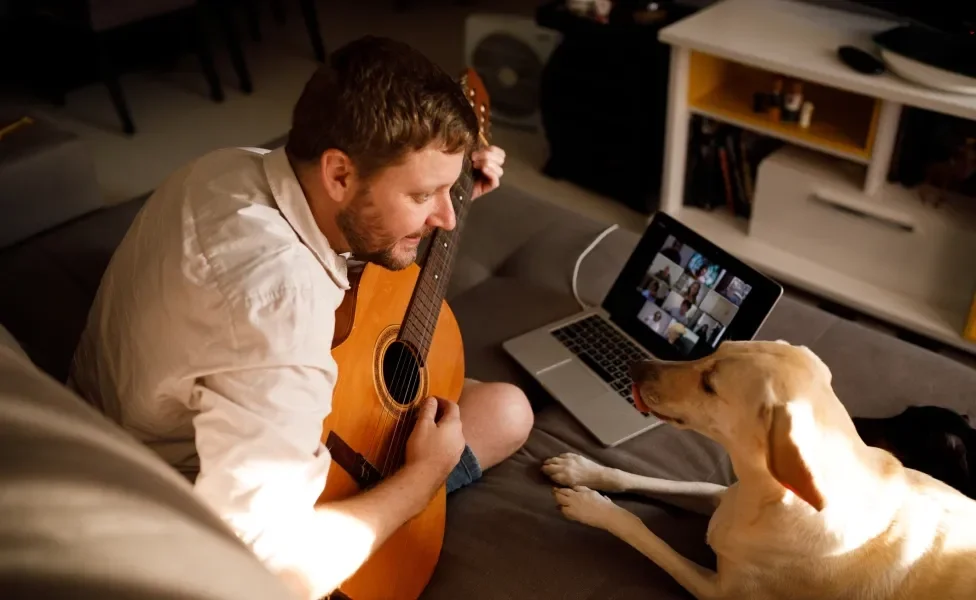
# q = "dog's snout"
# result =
<box><xmin>630</xmin><ymin>360</ymin><xmax>658</xmax><ymax>384</ymax></box>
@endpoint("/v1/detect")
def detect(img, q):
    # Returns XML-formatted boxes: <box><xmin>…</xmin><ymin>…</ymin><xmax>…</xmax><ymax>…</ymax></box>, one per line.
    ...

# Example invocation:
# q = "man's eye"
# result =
<box><xmin>414</xmin><ymin>193</ymin><xmax>433</xmax><ymax>203</ymax></box>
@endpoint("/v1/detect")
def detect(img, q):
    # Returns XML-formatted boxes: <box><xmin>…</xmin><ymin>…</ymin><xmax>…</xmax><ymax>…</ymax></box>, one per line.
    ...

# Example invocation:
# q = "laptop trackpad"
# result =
<box><xmin>537</xmin><ymin>361</ymin><xmax>609</xmax><ymax>401</ymax></box>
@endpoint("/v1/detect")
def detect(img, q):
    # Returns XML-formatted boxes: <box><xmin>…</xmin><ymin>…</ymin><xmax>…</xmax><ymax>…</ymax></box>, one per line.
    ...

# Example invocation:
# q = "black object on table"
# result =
<box><xmin>535</xmin><ymin>1</ymin><xmax>696</xmax><ymax>214</ymax></box>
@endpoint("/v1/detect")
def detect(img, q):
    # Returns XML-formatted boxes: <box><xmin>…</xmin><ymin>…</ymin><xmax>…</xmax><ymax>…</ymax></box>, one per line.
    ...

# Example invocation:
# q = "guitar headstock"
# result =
<box><xmin>460</xmin><ymin>67</ymin><xmax>491</xmax><ymax>147</ymax></box>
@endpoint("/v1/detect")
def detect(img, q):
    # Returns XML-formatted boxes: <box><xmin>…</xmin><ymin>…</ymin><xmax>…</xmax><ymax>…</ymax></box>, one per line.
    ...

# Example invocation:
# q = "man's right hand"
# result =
<box><xmin>405</xmin><ymin>397</ymin><xmax>465</xmax><ymax>485</ymax></box>
<box><xmin>301</xmin><ymin>397</ymin><xmax>463</xmax><ymax>600</ymax></box>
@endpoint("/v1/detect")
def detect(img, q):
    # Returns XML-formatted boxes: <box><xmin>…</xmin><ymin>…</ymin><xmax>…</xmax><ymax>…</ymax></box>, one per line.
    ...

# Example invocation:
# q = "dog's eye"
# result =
<box><xmin>701</xmin><ymin>371</ymin><xmax>716</xmax><ymax>395</ymax></box>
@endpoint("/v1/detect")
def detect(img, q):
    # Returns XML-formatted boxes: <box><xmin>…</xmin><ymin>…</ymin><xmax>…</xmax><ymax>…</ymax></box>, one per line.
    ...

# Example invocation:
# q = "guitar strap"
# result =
<box><xmin>325</xmin><ymin>430</ymin><xmax>384</xmax><ymax>489</ymax></box>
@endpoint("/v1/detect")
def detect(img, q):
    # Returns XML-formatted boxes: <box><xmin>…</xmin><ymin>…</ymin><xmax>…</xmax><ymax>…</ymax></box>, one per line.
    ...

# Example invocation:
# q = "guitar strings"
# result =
<box><xmin>378</xmin><ymin>83</ymin><xmax>485</xmax><ymax>476</ymax></box>
<box><xmin>380</xmin><ymin>158</ymin><xmax>471</xmax><ymax>475</ymax></box>
<box><xmin>380</xmin><ymin>212</ymin><xmax>454</xmax><ymax>476</ymax></box>
<box><xmin>384</xmin><ymin>162</ymin><xmax>472</xmax><ymax>473</ymax></box>
<box><xmin>382</xmin><ymin>163</ymin><xmax>473</xmax><ymax>475</ymax></box>
<box><xmin>385</xmin><ymin>158</ymin><xmax>473</xmax><ymax>472</ymax></box>
<box><xmin>378</xmin><ymin>217</ymin><xmax>455</xmax><ymax>475</ymax></box>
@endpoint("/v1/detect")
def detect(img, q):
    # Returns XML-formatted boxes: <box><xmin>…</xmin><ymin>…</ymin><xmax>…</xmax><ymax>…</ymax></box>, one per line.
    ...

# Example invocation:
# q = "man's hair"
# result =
<box><xmin>286</xmin><ymin>36</ymin><xmax>479</xmax><ymax>182</ymax></box>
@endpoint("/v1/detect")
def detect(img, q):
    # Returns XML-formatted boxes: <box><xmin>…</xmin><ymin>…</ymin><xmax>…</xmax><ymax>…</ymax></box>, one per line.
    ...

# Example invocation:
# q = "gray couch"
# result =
<box><xmin>2</xmin><ymin>160</ymin><xmax>975</xmax><ymax>599</ymax></box>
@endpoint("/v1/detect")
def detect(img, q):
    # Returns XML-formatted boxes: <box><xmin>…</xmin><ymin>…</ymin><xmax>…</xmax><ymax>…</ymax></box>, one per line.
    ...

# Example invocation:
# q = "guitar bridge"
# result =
<box><xmin>325</xmin><ymin>431</ymin><xmax>384</xmax><ymax>490</ymax></box>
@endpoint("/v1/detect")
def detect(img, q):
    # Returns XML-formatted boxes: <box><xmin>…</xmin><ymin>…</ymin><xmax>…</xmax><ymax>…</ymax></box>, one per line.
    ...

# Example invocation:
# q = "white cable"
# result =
<box><xmin>572</xmin><ymin>223</ymin><xmax>619</xmax><ymax>310</ymax></box>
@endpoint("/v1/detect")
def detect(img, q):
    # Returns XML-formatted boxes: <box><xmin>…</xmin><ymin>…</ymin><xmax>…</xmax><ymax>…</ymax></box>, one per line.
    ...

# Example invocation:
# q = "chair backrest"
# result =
<box><xmin>87</xmin><ymin>0</ymin><xmax>197</xmax><ymax>31</ymax></box>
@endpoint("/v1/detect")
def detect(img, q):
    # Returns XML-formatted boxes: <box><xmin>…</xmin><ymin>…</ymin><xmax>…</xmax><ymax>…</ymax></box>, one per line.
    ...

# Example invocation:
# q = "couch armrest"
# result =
<box><xmin>0</xmin><ymin>113</ymin><xmax>104</xmax><ymax>249</ymax></box>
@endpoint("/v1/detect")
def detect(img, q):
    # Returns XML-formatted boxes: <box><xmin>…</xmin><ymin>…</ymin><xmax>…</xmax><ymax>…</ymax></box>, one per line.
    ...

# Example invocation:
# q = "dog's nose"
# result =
<box><xmin>629</xmin><ymin>360</ymin><xmax>657</xmax><ymax>384</ymax></box>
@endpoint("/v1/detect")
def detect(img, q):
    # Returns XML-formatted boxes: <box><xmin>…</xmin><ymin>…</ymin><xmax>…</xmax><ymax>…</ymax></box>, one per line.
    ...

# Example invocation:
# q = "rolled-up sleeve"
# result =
<box><xmin>187</xmin><ymin>270</ymin><xmax>346</xmax><ymax>593</ymax></box>
<box><xmin>191</xmin><ymin>364</ymin><xmax>333</xmax><ymax>580</ymax></box>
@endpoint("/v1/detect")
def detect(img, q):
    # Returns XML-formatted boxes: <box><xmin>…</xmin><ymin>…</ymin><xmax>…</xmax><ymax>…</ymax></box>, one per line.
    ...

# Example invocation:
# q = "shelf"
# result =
<box><xmin>659</xmin><ymin>0</ymin><xmax>976</xmax><ymax>122</ymax></box>
<box><xmin>687</xmin><ymin>51</ymin><xmax>878</xmax><ymax>164</ymax></box>
<box><xmin>670</xmin><ymin>205</ymin><xmax>976</xmax><ymax>354</ymax></box>
<box><xmin>689</xmin><ymin>90</ymin><xmax>872</xmax><ymax>164</ymax></box>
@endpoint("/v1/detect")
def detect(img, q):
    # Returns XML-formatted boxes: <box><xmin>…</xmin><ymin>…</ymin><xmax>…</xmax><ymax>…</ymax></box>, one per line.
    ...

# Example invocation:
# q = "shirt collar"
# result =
<box><xmin>263</xmin><ymin>147</ymin><xmax>350</xmax><ymax>291</ymax></box>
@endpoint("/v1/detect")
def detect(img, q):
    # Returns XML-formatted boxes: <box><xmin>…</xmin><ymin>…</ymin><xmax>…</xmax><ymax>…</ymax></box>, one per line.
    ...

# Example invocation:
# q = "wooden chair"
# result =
<box><xmin>21</xmin><ymin>0</ymin><xmax>226</xmax><ymax>135</ymax></box>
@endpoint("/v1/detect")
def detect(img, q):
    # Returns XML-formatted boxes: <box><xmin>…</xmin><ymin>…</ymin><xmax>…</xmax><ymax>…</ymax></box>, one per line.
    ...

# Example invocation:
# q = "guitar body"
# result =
<box><xmin>319</xmin><ymin>261</ymin><xmax>465</xmax><ymax>600</ymax></box>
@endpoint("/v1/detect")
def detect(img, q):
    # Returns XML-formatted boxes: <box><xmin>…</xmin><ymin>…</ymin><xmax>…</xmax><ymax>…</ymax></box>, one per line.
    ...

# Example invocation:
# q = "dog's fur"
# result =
<box><xmin>542</xmin><ymin>340</ymin><xmax>976</xmax><ymax>599</ymax></box>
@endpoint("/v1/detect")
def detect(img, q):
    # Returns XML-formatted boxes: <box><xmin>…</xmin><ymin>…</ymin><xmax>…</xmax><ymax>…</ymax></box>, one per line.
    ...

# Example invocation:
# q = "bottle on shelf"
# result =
<box><xmin>782</xmin><ymin>81</ymin><xmax>804</xmax><ymax>123</ymax></box>
<box><xmin>770</xmin><ymin>77</ymin><xmax>784</xmax><ymax>109</ymax></box>
<box><xmin>799</xmin><ymin>101</ymin><xmax>815</xmax><ymax>129</ymax></box>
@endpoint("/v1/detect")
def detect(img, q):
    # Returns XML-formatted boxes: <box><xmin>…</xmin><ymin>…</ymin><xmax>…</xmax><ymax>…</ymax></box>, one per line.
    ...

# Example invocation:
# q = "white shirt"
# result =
<box><xmin>71</xmin><ymin>146</ymin><xmax>350</xmax><ymax>590</ymax></box>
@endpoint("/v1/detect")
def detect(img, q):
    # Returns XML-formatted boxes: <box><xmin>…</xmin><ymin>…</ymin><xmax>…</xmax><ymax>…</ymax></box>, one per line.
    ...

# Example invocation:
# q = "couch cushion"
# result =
<box><xmin>0</xmin><ymin>113</ymin><xmax>104</xmax><ymax>248</ymax></box>
<box><xmin>0</xmin><ymin>338</ymin><xmax>296</xmax><ymax>599</ymax></box>
<box><xmin>0</xmin><ymin>196</ymin><xmax>146</xmax><ymax>381</ymax></box>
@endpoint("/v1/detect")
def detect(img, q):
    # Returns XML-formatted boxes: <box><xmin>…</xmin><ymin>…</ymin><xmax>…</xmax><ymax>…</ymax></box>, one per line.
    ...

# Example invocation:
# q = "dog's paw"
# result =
<box><xmin>542</xmin><ymin>453</ymin><xmax>623</xmax><ymax>492</ymax></box>
<box><xmin>553</xmin><ymin>486</ymin><xmax>620</xmax><ymax>530</ymax></box>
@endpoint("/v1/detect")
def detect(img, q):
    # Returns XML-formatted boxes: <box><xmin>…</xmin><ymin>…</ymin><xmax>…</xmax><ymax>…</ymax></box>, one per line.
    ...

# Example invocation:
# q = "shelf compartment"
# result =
<box><xmin>687</xmin><ymin>51</ymin><xmax>880</xmax><ymax>164</ymax></box>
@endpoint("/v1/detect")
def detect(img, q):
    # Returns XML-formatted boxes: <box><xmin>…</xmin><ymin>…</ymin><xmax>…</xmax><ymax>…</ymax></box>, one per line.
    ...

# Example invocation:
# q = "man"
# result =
<box><xmin>668</xmin><ymin>299</ymin><xmax>694</xmax><ymax>325</ymax></box>
<box><xmin>660</xmin><ymin>239</ymin><xmax>683</xmax><ymax>264</ymax></box>
<box><xmin>648</xmin><ymin>310</ymin><xmax>669</xmax><ymax>336</ymax></box>
<box><xmin>69</xmin><ymin>36</ymin><xmax>534</xmax><ymax>599</ymax></box>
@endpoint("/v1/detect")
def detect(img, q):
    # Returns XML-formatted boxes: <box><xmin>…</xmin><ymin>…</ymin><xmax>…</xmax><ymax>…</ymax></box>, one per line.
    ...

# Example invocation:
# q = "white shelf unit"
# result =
<box><xmin>656</xmin><ymin>0</ymin><xmax>976</xmax><ymax>354</ymax></box>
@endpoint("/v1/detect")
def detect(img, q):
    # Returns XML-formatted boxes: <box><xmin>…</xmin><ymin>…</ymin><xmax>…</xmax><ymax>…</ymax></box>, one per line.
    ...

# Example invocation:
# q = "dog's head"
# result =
<box><xmin>631</xmin><ymin>340</ymin><xmax>854</xmax><ymax>512</ymax></box>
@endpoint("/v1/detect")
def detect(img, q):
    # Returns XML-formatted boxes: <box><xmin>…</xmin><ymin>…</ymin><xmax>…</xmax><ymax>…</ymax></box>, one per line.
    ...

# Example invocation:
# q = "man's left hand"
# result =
<box><xmin>471</xmin><ymin>145</ymin><xmax>505</xmax><ymax>200</ymax></box>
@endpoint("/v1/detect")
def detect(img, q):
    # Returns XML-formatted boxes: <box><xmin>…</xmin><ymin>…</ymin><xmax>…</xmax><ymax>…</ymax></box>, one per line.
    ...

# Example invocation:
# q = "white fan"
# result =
<box><xmin>464</xmin><ymin>14</ymin><xmax>561</xmax><ymax>131</ymax></box>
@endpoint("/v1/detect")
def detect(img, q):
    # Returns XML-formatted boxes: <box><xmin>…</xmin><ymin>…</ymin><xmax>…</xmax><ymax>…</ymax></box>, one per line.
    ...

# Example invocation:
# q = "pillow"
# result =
<box><xmin>0</xmin><ymin>327</ymin><xmax>297</xmax><ymax>599</ymax></box>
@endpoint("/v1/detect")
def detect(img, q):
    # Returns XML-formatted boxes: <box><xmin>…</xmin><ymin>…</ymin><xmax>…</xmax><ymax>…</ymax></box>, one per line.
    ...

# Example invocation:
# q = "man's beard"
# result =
<box><xmin>336</xmin><ymin>189</ymin><xmax>432</xmax><ymax>271</ymax></box>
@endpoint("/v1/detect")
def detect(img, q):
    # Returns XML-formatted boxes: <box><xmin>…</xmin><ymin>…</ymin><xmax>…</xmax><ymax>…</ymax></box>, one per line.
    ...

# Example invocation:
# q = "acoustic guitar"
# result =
<box><xmin>317</xmin><ymin>69</ymin><xmax>492</xmax><ymax>600</ymax></box>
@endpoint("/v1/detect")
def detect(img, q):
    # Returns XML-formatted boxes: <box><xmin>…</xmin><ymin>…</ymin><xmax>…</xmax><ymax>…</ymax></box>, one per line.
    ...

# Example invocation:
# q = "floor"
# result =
<box><xmin>2</xmin><ymin>0</ymin><xmax>973</xmax><ymax>369</ymax></box>
<box><xmin>0</xmin><ymin>0</ymin><xmax>645</xmax><ymax>231</ymax></box>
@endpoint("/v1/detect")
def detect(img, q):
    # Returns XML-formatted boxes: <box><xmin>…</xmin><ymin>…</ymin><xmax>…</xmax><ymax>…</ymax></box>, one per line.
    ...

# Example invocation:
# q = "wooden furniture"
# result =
<box><xmin>234</xmin><ymin>0</ymin><xmax>325</xmax><ymax>63</ymax></box>
<box><xmin>536</xmin><ymin>1</ymin><xmax>694</xmax><ymax>214</ymax></box>
<box><xmin>657</xmin><ymin>0</ymin><xmax>976</xmax><ymax>354</ymax></box>
<box><xmin>21</xmin><ymin>0</ymin><xmax>226</xmax><ymax>135</ymax></box>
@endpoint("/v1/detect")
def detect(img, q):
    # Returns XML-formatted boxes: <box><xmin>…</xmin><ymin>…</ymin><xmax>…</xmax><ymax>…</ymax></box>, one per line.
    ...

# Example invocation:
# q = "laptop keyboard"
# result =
<box><xmin>550</xmin><ymin>315</ymin><xmax>653</xmax><ymax>416</ymax></box>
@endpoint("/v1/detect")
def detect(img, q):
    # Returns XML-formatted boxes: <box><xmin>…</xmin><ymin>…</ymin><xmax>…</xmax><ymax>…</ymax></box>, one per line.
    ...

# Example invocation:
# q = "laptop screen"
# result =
<box><xmin>633</xmin><ymin>235</ymin><xmax>753</xmax><ymax>356</ymax></box>
<box><xmin>602</xmin><ymin>211</ymin><xmax>781</xmax><ymax>361</ymax></box>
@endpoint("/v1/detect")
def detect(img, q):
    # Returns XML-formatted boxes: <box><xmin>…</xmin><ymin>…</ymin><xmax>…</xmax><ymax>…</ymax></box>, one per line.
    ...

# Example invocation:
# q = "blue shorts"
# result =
<box><xmin>446</xmin><ymin>444</ymin><xmax>482</xmax><ymax>493</ymax></box>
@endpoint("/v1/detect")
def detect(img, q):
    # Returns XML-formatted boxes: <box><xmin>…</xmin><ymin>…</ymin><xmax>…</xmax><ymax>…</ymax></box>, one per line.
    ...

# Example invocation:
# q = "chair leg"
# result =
<box><xmin>95</xmin><ymin>36</ymin><xmax>135</xmax><ymax>135</ymax></box>
<box><xmin>213</xmin><ymin>0</ymin><xmax>253</xmax><ymax>94</ymax></box>
<box><xmin>270</xmin><ymin>0</ymin><xmax>287</xmax><ymax>24</ymax></box>
<box><xmin>191</xmin><ymin>6</ymin><xmax>225</xmax><ymax>103</ymax></box>
<box><xmin>299</xmin><ymin>0</ymin><xmax>326</xmax><ymax>63</ymax></box>
<box><xmin>244</xmin><ymin>0</ymin><xmax>262</xmax><ymax>42</ymax></box>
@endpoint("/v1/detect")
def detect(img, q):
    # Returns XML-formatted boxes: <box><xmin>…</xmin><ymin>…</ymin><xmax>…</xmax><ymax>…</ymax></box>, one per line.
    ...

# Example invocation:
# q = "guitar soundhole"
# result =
<box><xmin>382</xmin><ymin>341</ymin><xmax>422</xmax><ymax>406</ymax></box>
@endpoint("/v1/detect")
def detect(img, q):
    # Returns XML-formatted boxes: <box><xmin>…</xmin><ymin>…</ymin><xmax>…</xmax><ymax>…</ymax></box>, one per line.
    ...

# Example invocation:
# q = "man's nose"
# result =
<box><xmin>427</xmin><ymin>192</ymin><xmax>456</xmax><ymax>231</ymax></box>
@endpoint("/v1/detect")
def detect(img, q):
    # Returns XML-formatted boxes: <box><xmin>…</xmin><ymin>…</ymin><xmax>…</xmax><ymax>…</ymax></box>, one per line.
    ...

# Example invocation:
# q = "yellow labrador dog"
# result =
<box><xmin>542</xmin><ymin>340</ymin><xmax>976</xmax><ymax>599</ymax></box>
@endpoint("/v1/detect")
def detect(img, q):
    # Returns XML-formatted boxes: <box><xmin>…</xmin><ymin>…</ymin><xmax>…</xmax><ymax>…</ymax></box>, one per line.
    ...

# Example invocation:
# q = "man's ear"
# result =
<box><xmin>767</xmin><ymin>403</ymin><xmax>826</xmax><ymax>512</ymax></box>
<box><xmin>319</xmin><ymin>149</ymin><xmax>354</xmax><ymax>202</ymax></box>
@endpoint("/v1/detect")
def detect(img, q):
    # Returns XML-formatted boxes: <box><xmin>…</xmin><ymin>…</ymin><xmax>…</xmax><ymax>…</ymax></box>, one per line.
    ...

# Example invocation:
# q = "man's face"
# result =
<box><xmin>337</xmin><ymin>146</ymin><xmax>464</xmax><ymax>270</ymax></box>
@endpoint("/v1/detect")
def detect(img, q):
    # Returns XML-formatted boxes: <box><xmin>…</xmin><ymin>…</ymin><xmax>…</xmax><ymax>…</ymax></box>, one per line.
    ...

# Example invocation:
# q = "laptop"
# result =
<box><xmin>503</xmin><ymin>211</ymin><xmax>783</xmax><ymax>447</ymax></box>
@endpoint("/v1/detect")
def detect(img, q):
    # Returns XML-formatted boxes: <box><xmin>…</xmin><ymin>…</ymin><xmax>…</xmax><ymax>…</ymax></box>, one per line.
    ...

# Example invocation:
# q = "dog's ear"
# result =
<box><xmin>768</xmin><ymin>403</ymin><xmax>826</xmax><ymax>512</ymax></box>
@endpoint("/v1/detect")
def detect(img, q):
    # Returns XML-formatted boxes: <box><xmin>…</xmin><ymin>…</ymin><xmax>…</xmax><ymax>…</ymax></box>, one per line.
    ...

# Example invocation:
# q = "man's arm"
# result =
<box><xmin>191</xmin><ymin>367</ymin><xmax>462</xmax><ymax>600</ymax></box>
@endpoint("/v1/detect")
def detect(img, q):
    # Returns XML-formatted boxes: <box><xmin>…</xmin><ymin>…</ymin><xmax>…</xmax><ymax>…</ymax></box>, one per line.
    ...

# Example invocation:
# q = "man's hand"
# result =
<box><xmin>406</xmin><ymin>397</ymin><xmax>465</xmax><ymax>486</ymax></box>
<box><xmin>300</xmin><ymin>397</ymin><xmax>463</xmax><ymax>599</ymax></box>
<box><xmin>470</xmin><ymin>145</ymin><xmax>505</xmax><ymax>200</ymax></box>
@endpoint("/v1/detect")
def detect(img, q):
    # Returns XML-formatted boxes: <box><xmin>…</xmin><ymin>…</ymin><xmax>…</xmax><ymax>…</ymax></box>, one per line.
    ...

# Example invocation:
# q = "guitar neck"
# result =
<box><xmin>398</xmin><ymin>157</ymin><xmax>476</xmax><ymax>362</ymax></box>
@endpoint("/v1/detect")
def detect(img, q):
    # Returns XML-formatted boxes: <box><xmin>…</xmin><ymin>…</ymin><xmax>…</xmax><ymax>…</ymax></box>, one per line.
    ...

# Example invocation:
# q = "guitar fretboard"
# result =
<box><xmin>398</xmin><ymin>156</ymin><xmax>475</xmax><ymax>361</ymax></box>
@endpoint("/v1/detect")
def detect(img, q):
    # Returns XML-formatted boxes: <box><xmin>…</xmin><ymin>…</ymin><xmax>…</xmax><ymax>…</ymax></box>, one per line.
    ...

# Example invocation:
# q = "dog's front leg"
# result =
<box><xmin>544</xmin><ymin>453</ymin><xmax>726</xmax><ymax>516</ymax></box>
<box><xmin>554</xmin><ymin>486</ymin><xmax>722</xmax><ymax>600</ymax></box>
